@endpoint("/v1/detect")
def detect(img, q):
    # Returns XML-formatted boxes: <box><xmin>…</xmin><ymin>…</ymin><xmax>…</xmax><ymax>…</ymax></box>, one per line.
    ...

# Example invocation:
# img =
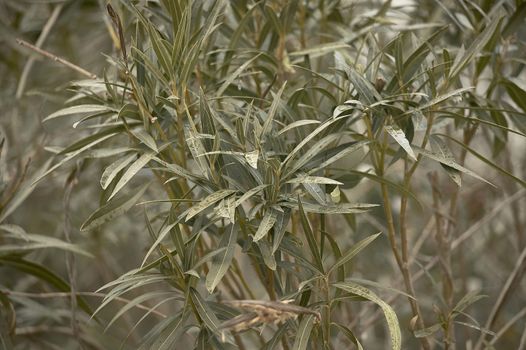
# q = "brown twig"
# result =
<box><xmin>474</xmin><ymin>244</ymin><xmax>526</xmax><ymax>350</ymax></box>
<box><xmin>64</xmin><ymin>165</ymin><xmax>84</xmax><ymax>350</ymax></box>
<box><xmin>16</xmin><ymin>38</ymin><xmax>97</xmax><ymax>79</ymax></box>
<box><xmin>16</xmin><ymin>3</ymin><xmax>64</xmax><ymax>98</ymax></box>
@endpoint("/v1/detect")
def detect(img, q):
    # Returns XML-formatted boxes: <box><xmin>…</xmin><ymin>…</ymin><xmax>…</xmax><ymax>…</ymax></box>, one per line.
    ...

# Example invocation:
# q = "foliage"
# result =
<box><xmin>1</xmin><ymin>0</ymin><xmax>525</xmax><ymax>349</ymax></box>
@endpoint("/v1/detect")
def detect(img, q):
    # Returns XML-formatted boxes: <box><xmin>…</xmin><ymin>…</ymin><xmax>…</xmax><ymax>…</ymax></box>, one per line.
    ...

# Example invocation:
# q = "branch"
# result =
<box><xmin>16</xmin><ymin>38</ymin><xmax>97</xmax><ymax>79</ymax></box>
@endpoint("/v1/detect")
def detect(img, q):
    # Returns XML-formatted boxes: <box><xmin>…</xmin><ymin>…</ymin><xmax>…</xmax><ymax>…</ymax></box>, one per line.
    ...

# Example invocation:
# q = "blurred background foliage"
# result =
<box><xmin>0</xmin><ymin>0</ymin><xmax>525</xmax><ymax>349</ymax></box>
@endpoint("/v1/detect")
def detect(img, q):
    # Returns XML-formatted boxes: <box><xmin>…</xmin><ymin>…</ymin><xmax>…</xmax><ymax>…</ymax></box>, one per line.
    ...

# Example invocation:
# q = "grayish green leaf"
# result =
<box><xmin>206</xmin><ymin>224</ymin><xmax>238</xmax><ymax>293</ymax></box>
<box><xmin>80</xmin><ymin>183</ymin><xmax>149</xmax><ymax>231</ymax></box>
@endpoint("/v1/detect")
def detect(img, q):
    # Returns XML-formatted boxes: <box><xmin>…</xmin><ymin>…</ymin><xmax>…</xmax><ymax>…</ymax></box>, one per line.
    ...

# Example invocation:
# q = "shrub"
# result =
<box><xmin>1</xmin><ymin>1</ymin><xmax>525</xmax><ymax>349</ymax></box>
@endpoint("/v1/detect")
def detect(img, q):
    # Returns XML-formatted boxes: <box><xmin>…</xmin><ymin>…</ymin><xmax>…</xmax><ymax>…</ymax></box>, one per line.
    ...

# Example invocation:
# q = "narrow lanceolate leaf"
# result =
<box><xmin>287</xmin><ymin>176</ymin><xmax>343</xmax><ymax>185</ymax></box>
<box><xmin>282</xmin><ymin>116</ymin><xmax>343</xmax><ymax>166</ymax></box>
<box><xmin>281</xmin><ymin>200</ymin><xmax>378</xmax><ymax>214</ymax></box>
<box><xmin>298</xmin><ymin>198</ymin><xmax>324</xmax><ymax>273</ymax></box>
<box><xmin>329</xmin><ymin>233</ymin><xmax>382</xmax><ymax>274</ymax></box>
<box><xmin>206</xmin><ymin>224</ymin><xmax>238</xmax><ymax>293</ymax></box>
<box><xmin>448</xmin><ymin>18</ymin><xmax>502</xmax><ymax>81</ymax></box>
<box><xmin>185</xmin><ymin>190</ymin><xmax>236</xmax><ymax>221</ymax></box>
<box><xmin>254</xmin><ymin>209</ymin><xmax>277</xmax><ymax>242</ymax></box>
<box><xmin>258</xmin><ymin>238</ymin><xmax>276</xmax><ymax>270</ymax></box>
<box><xmin>277</xmin><ymin>119</ymin><xmax>320</xmax><ymax>136</ymax></box>
<box><xmin>216</xmin><ymin>54</ymin><xmax>261</xmax><ymax>97</ymax></box>
<box><xmin>260</xmin><ymin>82</ymin><xmax>287</xmax><ymax>139</ymax></box>
<box><xmin>140</xmin><ymin>223</ymin><xmax>178</xmax><ymax>268</ymax></box>
<box><xmin>0</xmin><ymin>159</ymin><xmax>52</xmax><ymax>223</ymax></box>
<box><xmin>43</xmin><ymin>104</ymin><xmax>113</xmax><ymax>122</ymax></box>
<box><xmin>234</xmin><ymin>184</ymin><xmax>268</xmax><ymax>207</ymax></box>
<box><xmin>418</xmin><ymin>87</ymin><xmax>473</xmax><ymax>111</ymax></box>
<box><xmin>331</xmin><ymin>323</ymin><xmax>364</xmax><ymax>350</ymax></box>
<box><xmin>290</xmin><ymin>41</ymin><xmax>351</xmax><ymax>57</ymax></box>
<box><xmin>272</xmin><ymin>208</ymin><xmax>290</xmax><ymax>254</ymax></box>
<box><xmin>189</xmin><ymin>288</ymin><xmax>221</xmax><ymax>335</ymax></box>
<box><xmin>100</xmin><ymin>153</ymin><xmax>137</xmax><ymax>189</ymax></box>
<box><xmin>308</xmin><ymin>141</ymin><xmax>370</xmax><ymax>174</ymax></box>
<box><xmin>385</xmin><ymin>125</ymin><xmax>417</xmax><ymax>161</ymax></box>
<box><xmin>0</xmin><ymin>232</ymin><xmax>93</xmax><ymax>257</ymax></box>
<box><xmin>333</xmin><ymin>282</ymin><xmax>402</xmax><ymax>350</ymax></box>
<box><xmin>413</xmin><ymin>145</ymin><xmax>494</xmax><ymax>186</ymax></box>
<box><xmin>430</xmin><ymin>135</ymin><xmax>461</xmax><ymax>186</ymax></box>
<box><xmin>184</xmin><ymin>124</ymin><xmax>209</xmax><ymax>178</ymax></box>
<box><xmin>303</xmin><ymin>182</ymin><xmax>327</xmax><ymax>205</ymax></box>
<box><xmin>437</xmin><ymin>133</ymin><xmax>526</xmax><ymax>187</ymax></box>
<box><xmin>130</xmin><ymin>128</ymin><xmax>158</xmax><ymax>152</ymax></box>
<box><xmin>286</xmin><ymin>134</ymin><xmax>340</xmax><ymax>178</ymax></box>
<box><xmin>349</xmin><ymin>69</ymin><xmax>383</xmax><ymax>106</ymax></box>
<box><xmin>80</xmin><ymin>183</ymin><xmax>149</xmax><ymax>231</ymax></box>
<box><xmin>292</xmin><ymin>314</ymin><xmax>315</xmax><ymax>350</ymax></box>
<box><xmin>108</xmin><ymin>149</ymin><xmax>156</xmax><ymax>201</ymax></box>
<box><xmin>33</xmin><ymin>133</ymin><xmax>118</xmax><ymax>185</ymax></box>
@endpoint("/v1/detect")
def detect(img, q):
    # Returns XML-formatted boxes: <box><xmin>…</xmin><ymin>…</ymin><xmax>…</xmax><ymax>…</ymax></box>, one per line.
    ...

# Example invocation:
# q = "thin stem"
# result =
<box><xmin>16</xmin><ymin>39</ymin><xmax>97</xmax><ymax>79</ymax></box>
<box><xmin>475</xmin><ymin>244</ymin><xmax>526</xmax><ymax>350</ymax></box>
<box><xmin>16</xmin><ymin>3</ymin><xmax>64</xmax><ymax>98</ymax></box>
<box><xmin>63</xmin><ymin>166</ymin><xmax>84</xmax><ymax>350</ymax></box>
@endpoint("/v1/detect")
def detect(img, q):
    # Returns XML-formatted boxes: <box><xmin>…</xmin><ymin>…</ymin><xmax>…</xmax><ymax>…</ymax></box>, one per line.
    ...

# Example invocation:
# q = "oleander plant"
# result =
<box><xmin>1</xmin><ymin>0</ymin><xmax>525</xmax><ymax>349</ymax></box>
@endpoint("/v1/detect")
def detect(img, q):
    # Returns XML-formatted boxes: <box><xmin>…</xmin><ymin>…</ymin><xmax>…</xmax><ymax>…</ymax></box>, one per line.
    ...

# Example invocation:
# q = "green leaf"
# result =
<box><xmin>100</xmin><ymin>153</ymin><xmax>137</xmax><ymax>190</ymax></box>
<box><xmin>277</xmin><ymin>119</ymin><xmax>320</xmax><ymax>136</ymax></box>
<box><xmin>260</xmin><ymin>82</ymin><xmax>287</xmax><ymax>139</ymax></box>
<box><xmin>81</xmin><ymin>183</ymin><xmax>149</xmax><ymax>231</ymax></box>
<box><xmin>254</xmin><ymin>209</ymin><xmax>277</xmax><ymax>242</ymax></box>
<box><xmin>234</xmin><ymin>184</ymin><xmax>269</xmax><ymax>207</ymax></box>
<box><xmin>448</xmin><ymin>18</ymin><xmax>502</xmax><ymax>81</ymax></box>
<box><xmin>333</xmin><ymin>282</ymin><xmax>401</xmax><ymax>350</ymax></box>
<box><xmin>292</xmin><ymin>314</ymin><xmax>315</xmax><ymax>350</ymax></box>
<box><xmin>307</xmin><ymin>141</ymin><xmax>370</xmax><ymax>174</ymax></box>
<box><xmin>43</xmin><ymin>104</ymin><xmax>113</xmax><ymax>122</ymax></box>
<box><xmin>258</xmin><ymin>238</ymin><xmax>277</xmax><ymax>270</ymax></box>
<box><xmin>298</xmin><ymin>197</ymin><xmax>324</xmax><ymax>273</ymax></box>
<box><xmin>282</xmin><ymin>116</ymin><xmax>344</xmax><ymax>167</ymax></box>
<box><xmin>105</xmin><ymin>291</ymin><xmax>176</xmax><ymax>331</ymax></box>
<box><xmin>287</xmin><ymin>176</ymin><xmax>343</xmax><ymax>185</ymax></box>
<box><xmin>452</xmin><ymin>291</ymin><xmax>487</xmax><ymax>315</ymax></box>
<box><xmin>33</xmin><ymin>133</ymin><xmax>118</xmax><ymax>185</ymax></box>
<box><xmin>282</xmin><ymin>200</ymin><xmax>377</xmax><ymax>215</ymax></box>
<box><xmin>385</xmin><ymin>125</ymin><xmax>417</xmax><ymax>161</ymax></box>
<box><xmin>385</xmin><ymin>26</ymin><xmax>447</xmax><ymax>93</ymax></box>
<box><xmin>502</xmin><ymin>79</ymin><xmax>526</xmax><ymax>114</ymax></box>
<box><xmin>185</xmin><ymin>190</ymin><xmax>236</xmax><ymax>222</ymax></box>
<box><xmin>348</xmin><ymin>68</ymin><xmax>383</xmax><ymax>106</ymax></box>
<box><xmin>285</xmin><ymin>134</ymin><xmax>340</xmax><ymax>178</ymax></box>
<box><xmin>303</xmin><ymin>182</ymin><xmax>327</xmax><ymax>205</ymax></box>
<box><xmin>0</xmin><ymin>257</ymin><xmax>94</xmax><ymax>317</ymax></box>
<box><xmin>328</xmin><ymin>233</ymin><xmax>381</xmax><ymax>274</ymax></box>
<box><xmin>184</xmin><ymin>123</ymin><xmax>210</xmax><ymax>178</ymax></box>
<box><xmin>344</xmin><ymin>170</ymin><xmax>421</xmax><ymax>206</ymax></box>
<box><xmin>189</xmin><ymin>288</ymin><xmax>221</xmax><ymax>335</ymax></box>
<box><xmin>0</xmin><ymin>227</ymin><xmax>93</xmax><ymax>258</ymax></box>
<box><xmin>0</xmin><ymin>159</ymin><xmax>52</xmax><ymax>223</ymax></box>
<box><xmin>290</xmin><ymin>42</ymin><xmax>351</xmax><ymax>58</ymax></box>
<box><xmin>140</xmin><ymin>222</ymin><xmax>179</xmax><ymax>268</ymax></box>
<box><xmin>216</xmin><ymin>54</ymin><xmax>261</xmax><ymax>97</ymax></box>
<box><xmin>429</xmin><ymin>135</ymin><xmax>462</xmax><ymax>186</ymax></box>
<box><xmin>130</xmin><ymin>128</ymin><xmax>158</xmax><ymax>152</ymax></box>
<box><xmin>414</xmin><ymin>324</ymin><xmax>442</xmax><ymax>338</ymax></box>
<box><xmin>206</xmin><ymin>224</ymin><xmax>238</xmax><ymax>293</ymax></box>
<box><xmin>412</xmin><ymin>145</ymin><xmax>494</xmax><ymax>186</ymax></box>
<box><xmin>331</xmin><ymin>322</ymin><xmax>364</xmax><ymax>350</ymax></box>
<box><xmin>108</xmin><ymin>149</ymin><xmax>156</xmax><ymax>200</ymax></box>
